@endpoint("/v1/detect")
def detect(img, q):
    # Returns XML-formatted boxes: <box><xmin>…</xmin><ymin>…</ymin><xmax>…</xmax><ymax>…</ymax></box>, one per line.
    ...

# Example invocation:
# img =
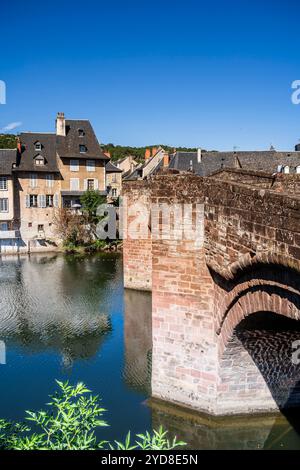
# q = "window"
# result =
<box><xmin>296</xmin><ymin>166</ymin><xmax>300</xmax><ymax>174</ymax></box>
<box><xmin>46</xmin><ymin>174</ymin><xmax>54</xmax><ymax>187</ymax></box>
<box><xmin>0</xmin><ymin>222</ymin><xmax>8</xmax><ymax>231</ymax></box>
<box><xmin>87</xmin><ymin>159</ymin><xmax>95</xmax><ymax>172</ymax></box>
<box><xmin>35</xmin><ymin>142</ymin><xmax>42</xmax><ymax>151</ymax></box>
<box><xmin>29</xmin><ymin>195</ymin><xmax>38</xmax><ymax>207</ymax></box>
<box><xmin>0</xmin><ymin>198</ymin><xmax>8</xmax><ymax>212</ymax></box>
<box><xmin>46</xmin><ymin>195</ymin><xmax>54</xmax><ymax>207</ymax></box>
<box><xmin>30</xmin><ymin>173</ymin><xmax>37</xmax><ymax>188</ymax></box>
<box><xmin>87</xmin><ymin>179</ymin><xmax>94</xmax><ymax>191</ymax></box>
<box><xmin>28</xmin><ymin>222</ymin><xmax>32</xmax><ymax>228</ymax></box>
<box><xmin>112</xmin><ymin>174</ymin><xmax>117</xmax><ymax>183</ymax></box>
<box><xmin>70</xmin><ymin>178</ymin><xmax>79</xmax><ymax>190</ymax></box>
<box><xmin>70</xmin><ymin>159</ymin><xmax>79</xmax><ymax>172</ymax></box>
<box><xmin>112</xmin><ymin>188</ymin><xmax>117</xmax><ymax>197</ymax></box>
<box><xmin>38</xmin><ymin>224</ymin><xmax>44</xmax><ymax>232</ymax></box>
<box><xmin>0</xmin><ymin>177</ymin><xmax>7</xmax><ymax>190</ymax></box>
<box><xmin>78</xmin><ymin>129</ymin><xmax>85</xmax><ymax>137</ymax></box>
<box><xmin>283</xmin><ymin>166</ymin><xmax>290</xmax><ymax>174</ymax></box>
<box><xmin>79</xmin><ymin>145</ymin><xmax>87</xmax><ymax>153</ymax></box>
<box><xmin>35</xmin><ymin>156</ymin><xmax>44</xmax><ymax>166</ymax></box>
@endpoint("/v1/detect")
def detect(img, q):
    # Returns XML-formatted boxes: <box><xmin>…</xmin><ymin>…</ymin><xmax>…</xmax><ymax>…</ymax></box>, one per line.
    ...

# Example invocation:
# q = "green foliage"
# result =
<box><xmin>0</xmin><ymin>134</ymin><xmax>17</xmax><ymax>149</ymax></box>
<box><xmin>102</xmin><ymin>143</ymin><xmax>200</xmax><ymax>162</ymax></box>
<box><xmin>112</xmin><ymin>427</ymin><xmax>186</xmax><ymax>450</ymax></box>
<box><xmin>5</xmin><ymin>381</ymin><xmax>108</xmax><ymax>450</ymax></box>
<box><xmin>80</xmin><ymin>191</ymin><xmax>107</xmax><ymax>220</ymax></box>
<box><xmin>0</xmin><ymin>381</ymin><xmax>186</xmax><ymax>451</ymax></box>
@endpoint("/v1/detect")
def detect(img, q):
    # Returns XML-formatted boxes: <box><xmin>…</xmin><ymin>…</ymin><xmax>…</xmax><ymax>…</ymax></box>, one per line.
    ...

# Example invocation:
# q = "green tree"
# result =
<box><xmin>0</xmin><ymin>134</ymin><xmax>17</xmax><ymax>149</ymax></box>
<box><xmin>80</xmin><ymin>191</ymin><xmax>107</xmax><ymax>221</ymax></box>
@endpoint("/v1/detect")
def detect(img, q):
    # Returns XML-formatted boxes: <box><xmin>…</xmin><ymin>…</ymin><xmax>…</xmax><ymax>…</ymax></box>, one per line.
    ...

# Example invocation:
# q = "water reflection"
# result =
<box><xmin>0</xmin><ymin>254</ymin><xmax>299</xmax><ymax>448</ymax></box>
<box><xmin>0</xmin><ymin>256</ymin><xmax>111</xmax><ymax>367</ymax></box>
<box><xmin>0</xmin><ymin>254</ymin><xmax>114</xmax><ymax>368</ymax></box>
<box><xmin>123</xmin><ymin>289</ymin><xmax>152</xmax><ymax>393</ymax></box>
<box><xmin>150</xmin><ymin>400</ymin><xmax>300</xmax><ymax>449</ymax></box>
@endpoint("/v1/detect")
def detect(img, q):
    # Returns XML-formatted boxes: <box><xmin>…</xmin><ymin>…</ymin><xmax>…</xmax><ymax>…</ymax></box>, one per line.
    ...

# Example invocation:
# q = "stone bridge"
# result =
<box><xmin>123</xmin><ymin>170</ymin><xmax>300</xmax><ymax>415</ymax></box>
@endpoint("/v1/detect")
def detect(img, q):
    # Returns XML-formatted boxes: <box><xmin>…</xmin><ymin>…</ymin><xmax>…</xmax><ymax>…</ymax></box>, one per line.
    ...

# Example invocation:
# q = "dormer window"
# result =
<box><xmin>35</xmin><ymin>155</ymin><xmax>45</xmax><ymax>166</ymax></box>
<box><xmin>78</xmin><ymin>129</ymin><xmax>85</xmax><ymax>137</ymax></box>
<box><xmin>79</xmin><ymin>145</ymin><xmax>87</xmax><ymax>153</ymax></box>
<box><xmin>35</xmin><ymin>141</ymin><xmax>42</xmax><ymax>151</ymax></box>
<box><xmin>283</xmin><ymin>165</ymin><xmax>290</xmax><ymax>174</ymax></box>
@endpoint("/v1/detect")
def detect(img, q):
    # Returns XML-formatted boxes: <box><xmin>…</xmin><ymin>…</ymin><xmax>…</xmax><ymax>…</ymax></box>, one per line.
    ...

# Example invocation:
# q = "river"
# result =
<box><xmin>0</xmin><ymin>253</ymin><xmax>299</xmax><ymax>449</ymax></box>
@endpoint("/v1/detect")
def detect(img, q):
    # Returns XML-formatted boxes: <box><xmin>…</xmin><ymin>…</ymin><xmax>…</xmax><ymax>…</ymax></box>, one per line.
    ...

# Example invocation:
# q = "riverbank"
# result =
<box><xmin>63</xmin><ymin>240</ymin><xmax>123</xmax><ymax>255</ymax></box>
<box><xmin>0</xmin><ymin>240</ymin><xmax>123</xmax><ymax>257</ymax></box>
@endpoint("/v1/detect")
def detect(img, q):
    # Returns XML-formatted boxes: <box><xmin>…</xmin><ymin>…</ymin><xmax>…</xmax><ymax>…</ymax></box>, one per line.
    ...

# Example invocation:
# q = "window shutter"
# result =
<box><xmin>54</xmin><ymin>194</ymin><xmax>59</xmax><ymax>208</ymax></box>
<box><xmin>25</xmin><ymin>195</ymin><xmax>30</xmax><ymax>208</ymax></box>
<box><xmin>84</xmin><ymin>179</ymin><xmax>88</xmax><ymax>190</ymax></box>
<box><xmin>37</xmin><ymin>195</ymin><xmax>42</xmax><ymax>208</ymax></box>
<box><xmin>42</xmin><ymin>194</ymin><xmax>46</xmax><ymax>208</ymax></box>
<box><xmin>30</xmin><ymin>174</ymin><xmax>37</xmax><ymax>188</ymax></box>
<box><xmin>94</xmin><ymin>179</ymin><xmax>98</xmax><ymax>189</ymax></box>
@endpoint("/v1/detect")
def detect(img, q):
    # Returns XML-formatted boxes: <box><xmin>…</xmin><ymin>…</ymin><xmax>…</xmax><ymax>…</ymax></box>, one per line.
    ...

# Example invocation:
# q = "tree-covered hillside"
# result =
<box><xmin>101</xmin><ymin>143</ymin><xmax>200</xmax><ymax>162</ymax></box>
<box><xmin>0</xmin><ymin>134</ymin><xmax>17</xmax><ymax>149</ymax></box>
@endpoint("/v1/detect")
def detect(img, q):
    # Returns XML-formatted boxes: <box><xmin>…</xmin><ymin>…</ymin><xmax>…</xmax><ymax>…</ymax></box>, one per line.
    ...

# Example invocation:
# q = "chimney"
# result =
<box><xmin>163</xmin><ymin>152</ymin><xmax>169</xmax><ymax>167</ymax></box>
<box><xmin>197</xmin><ymin>148</ymin><xmax>202</xmax><ymax>163</ymax></box>
<box><xmin>56</xmin><ymin>112</ymin><xmax>66</xmax><ymax>136</ymax></box>
<box><xmin>17</xmin><ymin>137</ymin><xmax>22</xmax><ymax>154</ymax></box>
<box><xmin>295</xmin><ymin>144</ymin><xmax>300</xmax><ymax>152</ymax></box>
<box><xmin>145</xmin><ymin>148</ymin><xmax>151</xmax><ymax>160</ymax></box>
<box><xmin>151</xmin><ymin>147</ymin><xmax>158</xmax><ymax>157</ymax></box>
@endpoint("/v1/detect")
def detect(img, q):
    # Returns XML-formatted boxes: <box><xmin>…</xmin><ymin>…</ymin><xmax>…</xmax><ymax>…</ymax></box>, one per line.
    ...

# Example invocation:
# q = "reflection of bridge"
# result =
<box><xmin>123</xmin><ymin>170</ymin><xmax>300</xmax><ymax>415</ymax></box>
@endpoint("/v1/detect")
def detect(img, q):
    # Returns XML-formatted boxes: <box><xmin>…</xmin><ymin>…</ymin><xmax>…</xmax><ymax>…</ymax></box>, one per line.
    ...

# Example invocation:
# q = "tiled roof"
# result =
<box><xmin>169</xmin><ymin>151</ymin><xmax>300</xmax><ymax>176</ymax></box>
<box><xmin>0</xmin><ymin>149</ymin><xmax>16</xmax><ymax>175</ymax></box>
<box><xmin>105</xmin><ymin>161</ymin><xmax>122</xmax><ymax>173</ymax></box>
<box><xmin>16</xmin><ymin>133</ymin><xmax>59</xmax><ymax>173</ymax></box>
<box><xmin>56</xmin><ymin>120</ymin><xmax>109</xmax><ymax>160</ymax></box>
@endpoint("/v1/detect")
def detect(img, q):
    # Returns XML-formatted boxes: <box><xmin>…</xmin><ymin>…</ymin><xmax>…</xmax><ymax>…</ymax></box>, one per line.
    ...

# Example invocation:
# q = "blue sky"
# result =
<box><xmin>1</xmin><ymin>0</ymin><xmax>300</xmax><ymax>150</ymax></box>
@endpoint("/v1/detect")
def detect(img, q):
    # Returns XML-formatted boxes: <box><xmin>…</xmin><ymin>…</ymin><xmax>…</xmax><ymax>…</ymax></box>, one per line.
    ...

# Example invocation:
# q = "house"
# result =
<box><xmin>105</xmin><ymin>161</ymin><xmax>122</xmax><ymax>200</ymax></box>
<box><xmin>55</xmin><ymin>113</ymin><xmax>108</xmax><ymax>208</ymax></box>
<box><xmin>168</xmin><ymin>148</ymin><xmax>300</xmax><ymax>175</ymax></box>
<box><xmin>0</xmin><ymin>149</ymin><xmax>18</xmax><ymax>253</ymax></box>
<box><xmin>12</xmin><ymin>112</ymin><xmax>109</xmax><ymax>251</ymax></box>
<box><xmin>114</xmin><ymin>155</ymin><xmax>139</xmax><ymax>178</ymax></box>
<box><xmin>15</xmin><ymin>132</ymin><xmax>60</xmax><ymax>243</ymax></box>
<box><xmin>124</xmin><ymin>147</ymin><xmax>169</xmax><ymax>180</ymax></box>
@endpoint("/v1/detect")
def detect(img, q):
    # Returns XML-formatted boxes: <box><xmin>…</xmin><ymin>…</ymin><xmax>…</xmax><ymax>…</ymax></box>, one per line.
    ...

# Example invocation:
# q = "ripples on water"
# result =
<box><xmin>0</xmin><ymin>253</ymin><xmax>299</xmax><ymax>449</ymax></box>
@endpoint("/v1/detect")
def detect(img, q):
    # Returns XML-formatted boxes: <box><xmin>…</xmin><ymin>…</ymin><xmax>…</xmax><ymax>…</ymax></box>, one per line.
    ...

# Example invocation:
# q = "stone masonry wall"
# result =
<box><xmin>123</xmin><ymin>172</ymin><xmax>300</xmax><ymax>415</ymax></box>
<box><xmin>149</xmin><ymin>175</ymin><xmax>219</xmax><ymax>413</ymax></box>
<box><xmin>204</xmin><ymin>178</ymin><xmax>300</xmax><ymax>279</ymax></box>
<box><xmin>123</xmin><ymin>180</ymin><xmax>152</xmax><ymax>290</ymax></box>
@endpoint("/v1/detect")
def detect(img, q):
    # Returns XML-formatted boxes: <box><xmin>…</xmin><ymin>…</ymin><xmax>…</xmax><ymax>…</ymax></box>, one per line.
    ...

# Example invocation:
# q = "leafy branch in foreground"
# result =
<box><xmin>0</xmin><ymin>381</ymin><xmax>186</xmax><ymax>451</ymax></box>
<box><xmin>111</xmin><ymin>427</ymin><xmax>186</xmax><ymax>450</ymax></box>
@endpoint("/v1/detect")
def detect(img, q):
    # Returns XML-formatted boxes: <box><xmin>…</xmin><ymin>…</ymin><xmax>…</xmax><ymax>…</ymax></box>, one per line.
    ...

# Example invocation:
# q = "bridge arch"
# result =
<box><xmin>214</xmin><ymin>263</ymin><xmax>300</xmax><ymax>414</ymax></box>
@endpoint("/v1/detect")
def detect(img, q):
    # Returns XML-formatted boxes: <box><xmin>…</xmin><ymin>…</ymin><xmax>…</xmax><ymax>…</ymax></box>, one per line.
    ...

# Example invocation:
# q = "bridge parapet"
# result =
<box><xmin>204</xmin><ymin>176</ymin><xmax>300</xmax><ymax>279</ymax></box>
